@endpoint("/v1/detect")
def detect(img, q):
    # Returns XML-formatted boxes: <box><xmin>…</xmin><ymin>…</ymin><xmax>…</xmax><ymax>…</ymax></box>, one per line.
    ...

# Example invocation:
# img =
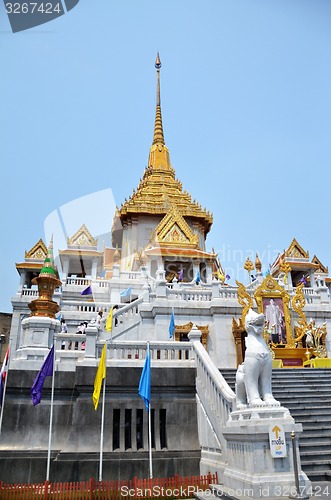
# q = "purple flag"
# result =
<box><xmin>30</xmin><ymin>346</ymin><xmax>54</xmax><ymax>406</ymax></box>
<box><xmin>178</xmin><ymin>269</ymin><xmax>183</xmax><ymax>281</ymax></box>
<box><xmin>225</xmin><ymin>274</ymin><xmax>231</xmax><ymax>280</ymax></box>
<box><xmin>81</xmin><ymin>284</ymin><xmax>92</xmax><ymax>296</ymax></box>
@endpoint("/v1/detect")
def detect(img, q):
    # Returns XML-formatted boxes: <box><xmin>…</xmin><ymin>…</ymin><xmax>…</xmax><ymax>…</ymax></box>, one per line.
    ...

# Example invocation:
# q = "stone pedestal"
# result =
<box><xmin>11</xmin><ymin>316</ymin><xmax>60</xmax><ymax>370</ymax></box>
<box><xmin>222</xmin><ymin>406</ymin><xmax>311</xmax><ymax>499</ymax></box>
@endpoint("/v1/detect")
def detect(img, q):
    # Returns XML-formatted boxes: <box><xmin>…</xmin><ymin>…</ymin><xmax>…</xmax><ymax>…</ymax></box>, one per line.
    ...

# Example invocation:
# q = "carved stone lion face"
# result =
<box><xmin>245</xmin><ymin>309</ymin><xmax>265</xmax><ymax>333</ymax></box>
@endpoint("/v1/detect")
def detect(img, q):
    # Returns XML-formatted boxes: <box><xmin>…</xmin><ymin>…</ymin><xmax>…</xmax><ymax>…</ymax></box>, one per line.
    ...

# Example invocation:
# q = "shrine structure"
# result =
<box><xmin>2</xmin><ymin>55</ymin><xmax>331</xmax><ymax>488</ymax></box>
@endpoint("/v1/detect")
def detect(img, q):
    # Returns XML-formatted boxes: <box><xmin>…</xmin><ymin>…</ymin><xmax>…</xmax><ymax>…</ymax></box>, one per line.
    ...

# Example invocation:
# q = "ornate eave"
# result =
<box><xmin>119</xmin><ymin>170</ymin><xmax>213</xmax><ymax>233</ymax></box>
<box><xmin>67</xmin><ymin>224</ymin><xmax>97</xmax><ymax>248</ymax></box>
<box><xmin>144</xmin><ymin>245</ymin><xmax>215</xmax><ymax>260</ymax></box>
<box><xmin>59</xmin><ymin>249</ymin><xmax>103</xmax><ymax>257</ymax></box>
<box><xmin>286</xmin><ymin>261</ymin><xmax>319</xmax><ymax>270</ymax></box>
<box><xmin>15</xmin><ymin>262</ymin><xmax>43</xmax><ymax>275</ymax></box>
<box><xmin>24</xmin><ymin>238</ymin><xmax>47</xmax><ymax>260</ymax></box>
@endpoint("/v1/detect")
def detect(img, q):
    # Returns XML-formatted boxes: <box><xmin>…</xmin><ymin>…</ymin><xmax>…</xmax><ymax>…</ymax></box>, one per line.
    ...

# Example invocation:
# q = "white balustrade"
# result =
<box><xmin>191</xmin><ymin>339</ymin><xmax>235</xmax><ymax>444</ymax></box>
<box><xmin>167</xmin><ymin>289</ymin><xmax>212</xmax><ymax>301</ymax></box>
<box><xmin>119</xmin><ymin>271</ymin><xmax>141</xmax><ymax>280</ymax></box>
<box><xmin>65</xmin><ymin>277</ymin><xmax>91</xmax><ymax>286</ymax></box>
<box><xmin>21</xmin><ymin>289</ymin><xmax>39</xmax><ymax>297</ymax></box>
<box><xmin>55</xmin><ymin>333</ymin><xmax>86</xmax><ymax>352</ymax></box>
<box><xmin>61</xmin><ymin>301</ymin><xmax>111</xmax><ymax>313</ymax></box>
<box><xmin>219</xmin><ymin>287</ymin><xmax>238</xmax><ymax>300</ymax></box>
<box><xmin>106</xmin><ymin>340</ymin><xmax>192</xmax><ymax>364</ymax></box>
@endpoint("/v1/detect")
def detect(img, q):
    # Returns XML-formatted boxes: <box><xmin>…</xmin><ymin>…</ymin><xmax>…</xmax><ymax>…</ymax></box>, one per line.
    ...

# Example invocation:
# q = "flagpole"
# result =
<box><xmin>0</xmin><ymin>347</ymin><xmax>10</xmax><ymax>435</ymax></box>
<box><xmin>99</xmin><ymin>343</ymin><xmax>107</xmax><ymax>481</ymax></box>
<box><xmin>148</xmin><ymin>402</ymin><xmax>153</xmax><ymax>479</ymax></box>
<box><xmin>46</xmin><ymin>339</ymin><xmax>56</xmax><ymax>481</ymax></box>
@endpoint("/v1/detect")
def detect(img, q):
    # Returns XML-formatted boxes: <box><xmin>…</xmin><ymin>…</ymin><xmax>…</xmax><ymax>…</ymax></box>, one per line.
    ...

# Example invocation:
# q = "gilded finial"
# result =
<box><xmin>255</xmin><ymin>253</ymin><xmax>262</xmax><ymax>273</ymax></box>
<box><xmin>155</xmin><ymin>52</ymin><xmax>161</xmax><ymax>69</ymax></box>
<box><xmin>152</xmin><ymin>52</ymin><xmax>165</xmax><ymax>145</ymax></box>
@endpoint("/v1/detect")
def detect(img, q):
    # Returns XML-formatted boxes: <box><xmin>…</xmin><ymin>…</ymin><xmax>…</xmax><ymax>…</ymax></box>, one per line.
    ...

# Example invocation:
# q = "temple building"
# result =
<box><xmin>2</xmin><ymin>55</ymin><xmax>331</xmax><ymax>484</ymax></box>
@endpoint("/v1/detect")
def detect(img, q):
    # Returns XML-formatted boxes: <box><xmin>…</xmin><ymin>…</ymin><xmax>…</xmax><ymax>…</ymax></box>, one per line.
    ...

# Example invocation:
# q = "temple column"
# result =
<box><xmin>91</xmin><ymin>259</ymin><xmax>98</xmax><ymax>280</ymax></box>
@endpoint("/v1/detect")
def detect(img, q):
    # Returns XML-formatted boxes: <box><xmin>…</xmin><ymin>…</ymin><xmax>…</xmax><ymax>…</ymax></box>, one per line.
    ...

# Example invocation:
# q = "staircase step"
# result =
<box><xmin>220</xmin><ymin>368</ymin><xmax>331</xmax><ymax>481</ymax></box>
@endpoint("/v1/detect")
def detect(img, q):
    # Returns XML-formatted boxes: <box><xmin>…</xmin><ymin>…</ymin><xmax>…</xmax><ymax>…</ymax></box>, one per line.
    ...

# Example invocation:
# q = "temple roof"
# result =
<box><xmin>66</xmin><ymin>224</ymin><xmax>97</xmax><ymax>248</ymax></box>
<box><xmin>24</xmin><ymin>238</ymin><xmax>48</xmax><ymax>260</ymax></box>
<box><xmin>16</xmin><ymin>238</ymin><xmax>47</xmax><ymax>274</ymax></box>
<box><xmin>271</xmin><ymin>238</ymin><xmax>325</xmax><ymax>275</ymax></box>
<box><xmin>312</xmin><ymin>255</ymin><xmax>328</xmax><ymax>274</ymax></box>
<box><xmin>119</xmin><ymin>55</ymin><xmax>213</xmax><ymax>236</ymax></box>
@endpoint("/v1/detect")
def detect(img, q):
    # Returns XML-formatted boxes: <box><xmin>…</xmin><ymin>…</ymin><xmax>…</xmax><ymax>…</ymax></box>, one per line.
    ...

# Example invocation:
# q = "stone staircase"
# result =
<box><xmin>220</xmin><ymin>368</ymin><xmax>331</xmax><ymax>482</ymax></box>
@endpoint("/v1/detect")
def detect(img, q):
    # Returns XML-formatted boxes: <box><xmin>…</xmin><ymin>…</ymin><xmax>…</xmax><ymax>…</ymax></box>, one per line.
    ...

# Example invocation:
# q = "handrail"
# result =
<box><xmin>190</xmin><ymin>339</ymin><xmax>235</xmax><ymax>445</ymax></box>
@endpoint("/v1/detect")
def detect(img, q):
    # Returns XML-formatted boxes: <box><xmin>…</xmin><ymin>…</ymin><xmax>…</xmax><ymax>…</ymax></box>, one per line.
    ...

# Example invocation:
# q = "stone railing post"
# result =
<box><xmin>188</xmin><ymin>324</ymin><xmax>202</xmax><ymax>360</ymax></box>
<box><xmin>84</xmin><ymin>322</ymin><xmax>98</xmax><ymax>358</ymax></box>
<box><xmin>112</xmin><ymin>264</ymin><xmax>120</xmax><ymax>278</ymax></box>
<box><xmin>142</xmin><ymin>283</ymin><xmax>150</xmax><ymax>303</ymax></box>
<box><xmin>156</xmin><ymin>268</ymin><xmax>167</xmax><ymax>298</ymax></box>
<box><xmin>211</xmin><ymin>279</ymin><xmax>220</xmax><ymax>298</ymax></box>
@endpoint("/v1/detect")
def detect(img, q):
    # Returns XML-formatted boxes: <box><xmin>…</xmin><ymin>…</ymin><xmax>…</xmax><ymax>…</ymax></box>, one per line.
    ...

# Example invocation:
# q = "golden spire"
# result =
<box><xmin>153</xmin><ymin>53</ymin><xmax>165</xmax><ymax>145</ymax></box>
<box><xmin>118</xmin><ymin>55</ymin><xmax>213</xmax><ymax>237</ymax></box>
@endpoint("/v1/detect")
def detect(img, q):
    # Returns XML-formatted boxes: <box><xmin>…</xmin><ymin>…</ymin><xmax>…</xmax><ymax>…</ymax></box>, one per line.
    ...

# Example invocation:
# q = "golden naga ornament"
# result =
<box><xmin>236</xmin><ymin>280</ymin><xmax>253</xmax><ymax>324</ymax></box>
<box><xmin>291</xmin><ymin>282</ymin><xmax>307</xmax><ymax>342</ymax></box>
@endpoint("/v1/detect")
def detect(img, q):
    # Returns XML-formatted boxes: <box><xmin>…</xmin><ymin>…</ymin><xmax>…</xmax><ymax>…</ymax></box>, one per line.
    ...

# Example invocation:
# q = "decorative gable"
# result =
<box><xmin>312</xmin><ymin>255</ymin><xmax>328</xmax><ymax>274</ymax></box>
<box><xmin>153</xmin><ymin>206</ymin><xmax>199</xmax><ymax>248</ymax></box>
<box><xmin>25</xmin><ymin>238</ymin><xmax>48</xmax><ymax>260</ymax></box>
<box><xmin>285</xmin><ymin>238</ymin><xmax>309</xmax><ymax>259</ymax></box>
<box><xmin>67</xmin><ymin>224</ymin><xmax>97</xmax><ymax>248</ymax></box>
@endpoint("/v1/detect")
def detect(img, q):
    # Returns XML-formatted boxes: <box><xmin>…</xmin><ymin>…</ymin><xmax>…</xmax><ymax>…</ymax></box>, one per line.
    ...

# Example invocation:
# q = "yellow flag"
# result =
<box><xmin>217</xmin><ymin>270</ymin><xmax>225</xmax><ymax>282</ymax></box>
<box><xmin>92</xmin><ymin>344</ymin><xmax>107</xmax><ymax>410</ymax></box>
<box><xmin>105</xmin><ymin>307</ymin><xmax>113</xmax><ymax>332</ymax></box>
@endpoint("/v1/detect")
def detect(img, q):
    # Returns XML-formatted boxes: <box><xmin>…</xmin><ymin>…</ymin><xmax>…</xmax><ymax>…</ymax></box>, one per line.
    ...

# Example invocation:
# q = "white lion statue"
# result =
<box><xmin>236</xmin><ymin>309</ymin><xmax>280</xmax><ymax>408</ymax></box>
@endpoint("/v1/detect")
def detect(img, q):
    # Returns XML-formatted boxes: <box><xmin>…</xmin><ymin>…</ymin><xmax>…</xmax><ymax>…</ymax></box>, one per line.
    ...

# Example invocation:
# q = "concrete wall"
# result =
<box><xmin>0</xmin><ymin>366</ymin><xmax>201</xmax><ymax>483</ymax></box>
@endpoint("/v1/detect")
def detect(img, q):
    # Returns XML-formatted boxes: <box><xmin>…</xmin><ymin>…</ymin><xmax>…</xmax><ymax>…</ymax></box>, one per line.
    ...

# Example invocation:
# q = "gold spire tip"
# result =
<box><xmin>155</xmin><ymin>52</ymin><xmax>161</xmax><ymax>69</ymax></box>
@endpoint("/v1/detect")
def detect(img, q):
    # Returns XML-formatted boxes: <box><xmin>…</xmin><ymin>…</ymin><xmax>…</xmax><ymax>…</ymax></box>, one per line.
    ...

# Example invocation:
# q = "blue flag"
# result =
<box><xmin>138</xmin><ymin>344</ymin><xmax>151</xmax><ymax>411</ymax></box>
<box><xmin>81</xmin><ymin>285</ymin><xmax>93</xmax><ymax>296</ymax></box>
<box><xmin>120</xmin><ymin>287</ymin><xmax>132</xmax><ymax>298</ymax></box>
<box><xmin>99</xmin><ymin>268</ymin><xmax>106</xmax><ymax>278</ymax></box>
<box><xmin>195</xmin><ymin>271</ymin><xmax>201</xmax><ymax>284</ymax></box>
<box><xmin>169</xmin><ymin>309</ymin><xmax>175</xmax><ymax>338</ymax></box>
<box><xmin>30</xmin><ymin>345</ymin><xmax>54</xmax><ymax>406</ymax></box>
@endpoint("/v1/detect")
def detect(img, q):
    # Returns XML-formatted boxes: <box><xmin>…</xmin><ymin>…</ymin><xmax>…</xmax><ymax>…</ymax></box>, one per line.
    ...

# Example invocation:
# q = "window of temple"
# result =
<box><xmin>136</xmin><ymin>409</ymin><xmax>144</xmax><ymax>450</ymax></box>
<box><xmin>113</xmin><ymin>409</ymin><xmax>120</xmax><ymax>450</ymax></box>
<box><xmin>160</xmin><ymin>409</ymin><xmax>167</xmax><ymax>449</ymax></box>
<box><xmin>151</xmin><ymin>409</ymin><xmax>155</xmax><ymax>449</ymax></box>
<box><xmin>125</xmin><ymin>409</ymin><xmax>132</xmax><ymax>450</ymax></box>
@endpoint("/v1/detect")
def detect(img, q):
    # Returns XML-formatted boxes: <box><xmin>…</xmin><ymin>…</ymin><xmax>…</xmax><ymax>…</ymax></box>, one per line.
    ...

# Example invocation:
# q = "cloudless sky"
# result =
<box><xmin>1</xmin><ymin>0</ymin><xmax>331</xmax><ymax>312</ymax></box>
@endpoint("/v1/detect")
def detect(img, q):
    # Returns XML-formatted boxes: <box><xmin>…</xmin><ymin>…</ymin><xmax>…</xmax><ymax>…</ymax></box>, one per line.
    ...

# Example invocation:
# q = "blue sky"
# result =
<box><xmin>1</xmin><ymin>0</ymin><xmax>331</xmax><ymax>312</ymax></box>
